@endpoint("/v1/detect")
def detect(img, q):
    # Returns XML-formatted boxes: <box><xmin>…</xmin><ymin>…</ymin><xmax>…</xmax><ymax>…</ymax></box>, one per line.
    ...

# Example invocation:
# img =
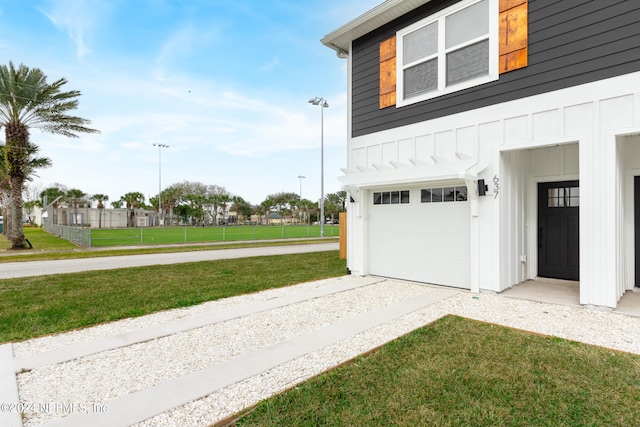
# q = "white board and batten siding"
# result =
<box><xmin>345</xmin><ymin>70</ymin><xmax>640</xmax><ymax>308</ymax></box>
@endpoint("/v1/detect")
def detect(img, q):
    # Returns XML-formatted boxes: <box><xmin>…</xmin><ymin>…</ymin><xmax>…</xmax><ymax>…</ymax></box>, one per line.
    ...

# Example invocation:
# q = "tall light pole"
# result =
<box><xmin>153</xmin><ymin>143</ymin><xmax>169</xmax><ymax>226</ymax></box>
<box><xmin>298</xmin><ymin>175</ymin><xmax>306</xmax><ymax>225</ymax></box>
<box><xmin>308</xmin><ymin>97</ymin><xmax>328</xmax><ymax>237</ymax></box>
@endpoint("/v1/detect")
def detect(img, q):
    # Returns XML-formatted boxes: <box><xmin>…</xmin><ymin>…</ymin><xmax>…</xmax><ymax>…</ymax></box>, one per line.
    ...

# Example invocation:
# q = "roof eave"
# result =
<box><xmin>321</xmin><ymin>0</ymin><xmax>433</xmax><ymax>54</ymax></box>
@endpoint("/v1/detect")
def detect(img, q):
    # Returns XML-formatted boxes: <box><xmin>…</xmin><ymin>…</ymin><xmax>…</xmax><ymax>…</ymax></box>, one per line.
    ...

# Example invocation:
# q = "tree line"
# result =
<box><xmin>32</xmin><ymin>180</ymin><xmax>347</xmax><ymax>228</ymax></box>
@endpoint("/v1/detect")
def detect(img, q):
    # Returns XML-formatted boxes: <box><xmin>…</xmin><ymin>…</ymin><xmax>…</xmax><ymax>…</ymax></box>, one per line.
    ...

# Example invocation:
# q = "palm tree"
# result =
<box><xmin>0</xmin><ymin>160</ymin><xmax>9</xmax><ymax>236</ymax></box>
<box><xmin>206</xmin><ymin>189</ymin><xmax>231</xmax><ymax>226</ymax></box>
<box><xmin>325</xmin><ymin>191</ymin><xmax>348</xmax><ymax>225</ymax></box>
<box><xmin>1</xmin><ymin>141</ymin><xmax>51</xmax><ymax>233</ymax></box>
<box><xmin>119</xmin><ymin>192</ymin><xmax>145</xmax><ymax>227</ymax></box>
<box><xmin>330</xmin><ymin>190</ymin><xmax>348</xmax><ymax>211</ymax></box>
<box><xmin>0</xmin><ymin>62</ymin><xmax>98</xmax><ymax>248</ymax></box>
<box><xmin>162</xmin><ymin>186</ymin><xmax>180</xmax><ymax>226</ymax></box>
<box><xmin>66</xmin><ymin>188</ymin><xmax>86</xmax><ymax>226</ymax></box>
<box><xmin>260</xmin><ymin>199</ymin><xmax>272</xmax><ymax>225</ymax></box>
<box><xmin>288</xmin><ymin>196</ymin><xmax>300</xmax><ymax>225</ymax></box>
<box><xmin>267</xmin><ymin>192</ymin><xmax>298</xmax><ymax>226</ymax></box>
<box><xmin>90</xmin><ymin>194</ymin><xmax>109</xmax><ymax>228</ymax></box>
<box><xmin>185</xmin><ymin>194</ymin><xmax>205</xmax><ymax>225</ymax></box>
<box><xmin>39</xmin><ymin>186</ymin><xmax>65</xmax><ymax>225</ymax></box>
<box><xmin>254</xmin><ymin>203</ymin><xmax>266</xmax><ymax>226</ymax></box>
<box><xmin>218</xmin><ymin>194</ymin><xmax>231</xmax><ymax>225</ymax></box>
<box><xmin>231</xmin><ymin>196</ymin><xmax>252</xmax><ymax>224</ymax></box>
<box><xmin>299</xmin><ymin>198</ymin><xmax>314</xmax><ymax>226</ymax></box>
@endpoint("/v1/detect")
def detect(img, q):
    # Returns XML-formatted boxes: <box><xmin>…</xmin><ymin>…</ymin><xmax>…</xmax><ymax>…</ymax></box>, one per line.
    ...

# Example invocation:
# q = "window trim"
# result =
<box><xmin>396</xmin><ymin>0</ymin><xmax>499</xmax><ymax>108</ymax></box>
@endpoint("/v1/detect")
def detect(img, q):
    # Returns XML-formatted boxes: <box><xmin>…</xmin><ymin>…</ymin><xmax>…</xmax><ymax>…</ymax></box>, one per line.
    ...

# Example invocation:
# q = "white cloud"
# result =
<box><xmin>259</xmin><ymin>57</ymin><xmax>282</xmax><ymax>72</ymax></box>
<box><xmin>37</xmin><ymin>0</ymin><xmax>110</xmax><ymax>58</ymax></box>
<box><xmin>155</xmin><ymin>25</ymin><xmax>197</xmax><ymax>80</ymax></box>
<box><xmin>153</xmin><ymin>22</ymin><xmax>222</xmax><ymax>82</ymax></box>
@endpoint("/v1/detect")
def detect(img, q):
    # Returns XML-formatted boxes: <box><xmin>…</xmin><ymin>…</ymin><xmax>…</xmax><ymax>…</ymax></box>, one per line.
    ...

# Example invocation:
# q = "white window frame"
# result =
<box><xmin>396</xmin><ymin>0</ymin><xmax>499</xmax><ymax>107</ymax></box>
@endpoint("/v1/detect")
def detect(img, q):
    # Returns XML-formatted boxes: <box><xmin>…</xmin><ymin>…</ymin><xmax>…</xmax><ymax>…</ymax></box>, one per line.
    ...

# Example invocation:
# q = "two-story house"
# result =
<box><xmin>321</xmin><ymin>0</ymin><xmax>640</xmax><ymax>308</ymax></box>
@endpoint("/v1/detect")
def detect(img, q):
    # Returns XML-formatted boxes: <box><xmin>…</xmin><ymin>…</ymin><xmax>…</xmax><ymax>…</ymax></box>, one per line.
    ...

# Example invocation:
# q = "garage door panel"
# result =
<box><xmin>438</xmin><ymin>235</ymin><xmax>470</xmax><ymax>258</ymax></box>
<box><xmin>368</xmin><ymin>192</ymin><xmax>470</xmax><ymax>289</ymax></box>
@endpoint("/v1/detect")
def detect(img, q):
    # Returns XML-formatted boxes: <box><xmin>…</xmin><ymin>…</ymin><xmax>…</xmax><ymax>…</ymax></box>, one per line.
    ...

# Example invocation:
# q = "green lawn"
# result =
<box><xmin>0</xmin><ymin>251</ymin><xmax>346</xmax><ymax>343</ymax></box>
<box><xmin>91</xmin><ymin>224</ymin><xmax>340</xmax><ymax>246</ymax></box>
<box><xmin>0</xmin><ymin>228</ymin><xmax>338</xmax><ymax>263</ymax></box>
<box><xmin>234</xmin><ymin>315</ymin><xmax>640</xmax><ymax>426</ymax></box>
<box><xmin>11</xmin><ymin>226</ymin><xmax>79</xmax><ymax>251</ymax></box>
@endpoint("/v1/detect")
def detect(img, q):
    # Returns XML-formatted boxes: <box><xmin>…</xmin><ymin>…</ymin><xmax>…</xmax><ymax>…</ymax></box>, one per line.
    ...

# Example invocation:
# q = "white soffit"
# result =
<box><xmin>321</xmin><ymin>0</ymin><xmax>433</xmax><ymax>54</ymax></box>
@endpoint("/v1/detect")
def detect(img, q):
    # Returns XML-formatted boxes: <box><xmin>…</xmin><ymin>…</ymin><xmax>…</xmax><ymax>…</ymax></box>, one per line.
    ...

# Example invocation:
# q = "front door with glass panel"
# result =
<box><xmin>538</xmin><ymin>181</ymin><xmax>579</xmax><ymax>281</ymax></box>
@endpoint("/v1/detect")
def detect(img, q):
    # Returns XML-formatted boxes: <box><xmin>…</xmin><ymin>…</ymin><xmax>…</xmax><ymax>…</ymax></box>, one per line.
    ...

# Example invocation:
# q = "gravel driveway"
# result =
<box><xmin>3</xmin><ymin>275</ymin><xmax>639</xmax><ymax>427</ymax></box>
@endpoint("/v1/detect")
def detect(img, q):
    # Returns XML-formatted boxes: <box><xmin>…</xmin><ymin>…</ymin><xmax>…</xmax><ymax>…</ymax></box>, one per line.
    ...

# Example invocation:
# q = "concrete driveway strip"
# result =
<box><xmin>0</xmin><ymin>344</ymin><xmax>21</xmax><ymax>427</ymax></box>
<box><xmin>0</xmin><ymin>242</ymin><xmax>338</xmax><ymax>279</ymax></box>
<box><xmin>43</xmin><ymin>287</ymin><xmax>459</xmax><ymax>427</ymax></box>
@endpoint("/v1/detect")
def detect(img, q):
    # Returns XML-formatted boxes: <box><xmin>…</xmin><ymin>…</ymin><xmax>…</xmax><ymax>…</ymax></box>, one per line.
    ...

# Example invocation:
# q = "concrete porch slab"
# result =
<box><xmin>500</xmin><ymin>279</ymin><xmax>580</xmax><ymax>307</ymax></box>
<box><xmin>500</xmin><ymin>279</ymin><xmax>640</xmax><ymax>317</ymax></box>
<box><xmin>615</xmin><ymin>288</ymin><xmax>640</xmax><ymax>317</ymax></box>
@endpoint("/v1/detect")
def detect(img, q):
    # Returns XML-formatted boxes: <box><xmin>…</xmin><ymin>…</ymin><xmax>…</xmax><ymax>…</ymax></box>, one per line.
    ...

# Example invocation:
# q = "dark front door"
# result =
<box><xmin>635</xmin><ymin>176</ymin><xmax>640</xmax><ymax>286</ymax></box>
<box><xmin>538</xmin><ymin>181</ymin><xmax>579</xmax><ymax>280</ymax></box>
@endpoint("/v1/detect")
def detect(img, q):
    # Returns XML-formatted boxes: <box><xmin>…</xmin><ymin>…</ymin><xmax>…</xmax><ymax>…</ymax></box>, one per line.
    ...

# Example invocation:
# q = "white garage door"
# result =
<box><xmin>367</xmin><ymin>186</ymin><xmax>471</xmax><ymax>289</ymax></box>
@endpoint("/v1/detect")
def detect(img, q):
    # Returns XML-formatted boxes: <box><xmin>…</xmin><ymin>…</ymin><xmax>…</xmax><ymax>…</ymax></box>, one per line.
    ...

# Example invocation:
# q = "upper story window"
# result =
<box><xmin>396</xmin><ymin>0</ymin><xmax>498</xmax><ymax>107</ymax></box>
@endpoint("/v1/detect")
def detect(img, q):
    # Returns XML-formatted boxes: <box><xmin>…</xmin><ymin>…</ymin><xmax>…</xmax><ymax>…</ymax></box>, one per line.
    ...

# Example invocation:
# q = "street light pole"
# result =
<box><xmin>153</xmin><ymin>143</ymin><xmax>169</xmax><ymax>226</ymax></box>
<box><xmin>298</xmin><ymin>175</ymin><xmax>306</xmax><ymax>224</ymax></box>
<box><xmin>308</xmin><ymin>97</ymin><xmax>328</xmax><ymax>237</ymax></box>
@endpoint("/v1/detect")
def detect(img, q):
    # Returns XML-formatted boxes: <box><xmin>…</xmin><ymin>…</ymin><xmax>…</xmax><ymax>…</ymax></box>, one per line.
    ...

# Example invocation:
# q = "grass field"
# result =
<box><xmin>90</xmin><ymin>224</ymin><xmax>340</xmax><ymax>246</ymax></box>
<box><xmin>0</xmin><ymin>228</ymin><xmax>337</xmax><ymax>263</ymax></box>
<box><xmin>234</xmin><ymin>315</ymin><xmax>640</xmax><ymax>426</ymax></box>
<box><xmin>5</xmin><ymin>226</ymin><xmax>78</xmax><ymax>252</ymax></box>
<box><xmin>0</xmin><ymin>250</ymin><xmax>346</xmax><ymax>343</ymax></box>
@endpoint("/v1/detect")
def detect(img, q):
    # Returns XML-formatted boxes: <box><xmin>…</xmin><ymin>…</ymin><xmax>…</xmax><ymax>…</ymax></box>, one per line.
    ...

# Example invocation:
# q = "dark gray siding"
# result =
<box><xmin>352</xmin><ymin>0</ymin><xmax>640</xmax><ymax>137</ymax></box>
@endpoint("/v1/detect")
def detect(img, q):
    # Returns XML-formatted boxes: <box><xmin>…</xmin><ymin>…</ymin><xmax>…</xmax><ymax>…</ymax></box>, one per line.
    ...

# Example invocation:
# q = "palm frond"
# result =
<box><xmin>0</xmin><ymin>61</ymin><xmax>99</xmax><ymax>137</ymax></box>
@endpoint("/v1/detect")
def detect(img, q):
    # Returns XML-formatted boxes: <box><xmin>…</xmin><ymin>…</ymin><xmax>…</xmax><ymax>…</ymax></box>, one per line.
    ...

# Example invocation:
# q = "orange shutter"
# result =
<box><xmin>379</xmin><ymin>36</ymin><xmax>396</xmax><ymax>109</ymax></box>
<box><xmin>499</xmin><ymin>0</ymin><xmax>528</xmax><ymax>74</ymax></box>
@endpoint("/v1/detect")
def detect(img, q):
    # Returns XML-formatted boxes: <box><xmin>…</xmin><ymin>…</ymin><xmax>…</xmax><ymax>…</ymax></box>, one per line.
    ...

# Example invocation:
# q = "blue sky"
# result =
<box><xmin>0</xmin><ymin>0</ymin><xmax>381</xmax><ymax>206</ymax></box>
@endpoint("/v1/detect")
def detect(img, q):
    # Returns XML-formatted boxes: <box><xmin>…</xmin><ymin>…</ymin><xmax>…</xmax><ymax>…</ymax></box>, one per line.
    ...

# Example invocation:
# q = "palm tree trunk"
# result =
<box><xmin>5</xmin><ymin>123</ymin><xmax>29</xmax><ymax>248</ymax></box>
<box><xmin>1</xmin><ymin>207</ymin><xmax>6</xmax><ymax>236</ymax></box>
<box><xmin>9</xmin><ymin>174</ymin><xmax>25</xmax><ymax>247</ymax></box>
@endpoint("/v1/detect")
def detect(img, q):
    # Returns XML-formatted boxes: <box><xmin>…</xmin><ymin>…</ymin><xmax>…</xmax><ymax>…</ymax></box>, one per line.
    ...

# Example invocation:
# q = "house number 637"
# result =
<box><xmin>493</xmin><ymin>175</ymin><xmax>500</xmax><ymax>198</ymax></box>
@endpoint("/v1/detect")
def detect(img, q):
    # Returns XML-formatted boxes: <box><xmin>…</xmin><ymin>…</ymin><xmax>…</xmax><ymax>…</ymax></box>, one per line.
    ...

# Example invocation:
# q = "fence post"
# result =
<box><xmin>140</xmin><ymin>228</ymin><xmax>143</xmax><ymax>244</ymax></box>
<box><xmin>184</xmin><ymin>227</ymin><xmax>187</xmax><ymax>243</ymax></box>
<box><xmin>223</xmin><ymin>226</ymin><xmax>226</xmax><ymax>241</ymax></box>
